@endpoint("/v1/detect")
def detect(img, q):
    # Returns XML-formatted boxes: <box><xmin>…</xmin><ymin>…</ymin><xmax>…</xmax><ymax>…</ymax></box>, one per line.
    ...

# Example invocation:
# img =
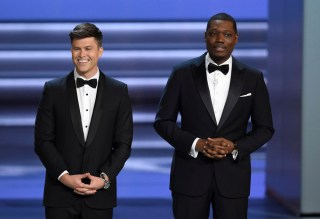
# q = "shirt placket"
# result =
<box><xmin>83</xmin><ymin>85</ymin><xmax>90</xmax><ymax>140</ymax></box>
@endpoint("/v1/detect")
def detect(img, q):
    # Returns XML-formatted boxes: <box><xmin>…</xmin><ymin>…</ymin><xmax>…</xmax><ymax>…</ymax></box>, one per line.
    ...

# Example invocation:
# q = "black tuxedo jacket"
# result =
<box><xmin>34</xmin><ymin>71</ymin><xmax>133</xmax><ymax>209</ymax></box>
<box><xmin>154</xmin><ymin>53</ymin><xmax>274</xmax><ymax>198</ymax></box>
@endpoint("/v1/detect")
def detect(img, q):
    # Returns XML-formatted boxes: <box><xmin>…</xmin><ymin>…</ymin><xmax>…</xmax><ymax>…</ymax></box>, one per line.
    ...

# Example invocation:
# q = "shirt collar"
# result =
<box><xmin>74</xmin><ymin>68</ymin><xmax>100</xmax><ymax>82</ymax></box>
<box><xmin>205</xmin><ymin>53</ymin><xmax>232</xmax><ymax>67</ymax></box>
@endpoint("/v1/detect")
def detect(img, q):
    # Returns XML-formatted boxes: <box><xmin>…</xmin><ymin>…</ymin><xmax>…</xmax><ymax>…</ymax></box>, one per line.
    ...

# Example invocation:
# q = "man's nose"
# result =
<box><xmin>216</xmin><ymin>33</ymin><xmax>224</xmax><ymax>42</ymax></box>
<box><xmin>79</xmin><ymin>49</ymin><xmax>86</xmax><ymax>56</ymax></box>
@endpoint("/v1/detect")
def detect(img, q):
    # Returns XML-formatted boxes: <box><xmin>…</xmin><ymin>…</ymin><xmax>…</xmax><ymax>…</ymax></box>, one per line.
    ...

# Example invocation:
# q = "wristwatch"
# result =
<box><xmin>231</xmin><ymin>142</ymin><xmax>238</xmax><ymax>157</ymax></box>
<box><xmin>100</xmin><ymin>173</ymin><xmax>111</xmax><ymax>190</ymax></box>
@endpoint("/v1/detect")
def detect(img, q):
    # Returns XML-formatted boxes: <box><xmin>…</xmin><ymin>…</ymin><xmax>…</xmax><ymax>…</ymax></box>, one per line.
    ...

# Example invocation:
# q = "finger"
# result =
<box><xmin>208</xmin><ymin>138</ymin><xmax>229</xmax><ymax>147</ymax></box>
<box><xmin>74</xmin><ymin>190</ymin><xmax>85</xmax><ymax>195</ymax></box>
<box><xmin>212</xmin><ymin>145</ymin><xmax>228</xmax><ymax>151</ymax></box>
<box><xmin>207</xmin><ymin>142</ymin><xmax>224</xmax><ymax>149</ymax></box>
<box><xmin>202</xmin><ymin>144</ymin><xmax>206</xmax><ymax>153</ymax></box>
<box><xmin>215</xmin><ymin>154</ymin><xmax>227</xmax><ymax>159</ymax></box>
<box><xmin>84</xmin><ymin>172</ymin><xmax>91</xmax><ymax>177</ymax></box>
<box><xmin>211</xmin><ymin>149</ymin><xmax>224</xmax><ymax>157</ymax></box>
<box><xmin>77</xmin><ymin>173</ymin><xmax>89</xmax><ymax>179</ymax></box>
<box><xmin>214</xmin><ymin>149</ymin><xmax>228</xmax><ymax>157</ymax></box>
<box><xmin>211</xmin><ymin>137</ymin><xmax>226</xmax><ymax>141</ymax></box>
<box><xmin>77</xmin><ymin>182</ymin><xmax>92</xmax><ymax>188</ymax></box>
<box><xmin>205</xmin><ymin>154</ymin><xmax>215</xmax><ymax>159</ymax></box>
<box><xmin>74</xmin><ymin>187</ymin><xmax>89</xmax><ymax>193</ymax></box>
<box><xmin>84</xmin><ymin>190</ymin><xmax>97</xmax><ymax>195</ymax></box>
<box><xmin>78</xmin><ymin>183</ymin><xmax>94</xmax><ymax>190</ymax></box>
<box><xmin>203</xmin><ymin>150</ymin><xmax>215</xmax><ymax>159</ymax></box>
<box><xmin>87</xmin><ymin>174</ymin><xmax>100</xmax><ymax>181</ymax></box>
<box><xmin>207</xmin><ymin>137</ymin><xmax>223</xmax><ymax>142</ymax></box>
<box><xmin>206</xmin><ymin>145</ymin><xmax>225</xmax><ymax>153</ymax></box>
<box><xmin>74</xmin><ymin>189</ymin><xmax>96</xmax><ymax>196</ymax></box>
<box><xmin>205</xmin><ymin>148</ymin><xmax>217</xmax><ymax>156</ymax></box>
<box><xmin>86</xmin><ymin>173</ymin><xmax>94</xmax><ymax>178</ymax></box>
<box><xmin>86</xmin><ymin>174</ymin><xmax>95</xmax><ymax>180</ymax></box>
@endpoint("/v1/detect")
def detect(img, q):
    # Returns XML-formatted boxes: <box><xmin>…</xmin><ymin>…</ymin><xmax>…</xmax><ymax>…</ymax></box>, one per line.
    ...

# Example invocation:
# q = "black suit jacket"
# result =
<box><xmin>154</xmin><ymin>53</ymin><xmax>274</xmax><ymax>198</ymax></box>
<box><xmin>34</xmin><ymin>71</ymin><xmax>133</xmax><ymax>209</ymax></box>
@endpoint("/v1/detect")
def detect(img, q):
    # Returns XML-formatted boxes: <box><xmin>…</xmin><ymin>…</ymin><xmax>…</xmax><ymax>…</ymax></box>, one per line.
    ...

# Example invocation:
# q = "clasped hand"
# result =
<box><xmin>198</xmin><ymin>137</ymin><xmax>234</xmax><ymax>159</ymax></box>
<box><xmin>59</xmin><ymin>172</ymin><xmax>105</xmax><ymax>196</ymax></box>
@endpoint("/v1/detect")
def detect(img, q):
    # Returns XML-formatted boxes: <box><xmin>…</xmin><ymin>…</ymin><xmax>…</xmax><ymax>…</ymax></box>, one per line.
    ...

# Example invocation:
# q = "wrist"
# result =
<box><xmin>233</xmin><ymin>142</ymin><xmax>238</xmax><ymax>151</ymax></box>
<box><xmin>58</xmin><ymin>170</ymin><xmax>69</xmax><ymax>181</ymax></box>
<box><xmin>195</xmin><ymin>139</ymin><xmax>207</xmax><ymax>152</ymax></box>
<box><xmin>100</xmin><ymin>173</ymin><xmax>111</xmax><ymax>190</ymax></box>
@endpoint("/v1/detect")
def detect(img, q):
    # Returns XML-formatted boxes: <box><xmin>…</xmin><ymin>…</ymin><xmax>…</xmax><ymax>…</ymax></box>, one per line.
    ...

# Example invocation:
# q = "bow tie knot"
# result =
<box><xmin>208</xmin><ymin>63</ymin><xmax>229</xmax><ymax>75</ymax></box>
<box><xmin>76</xmin><ymin>78</ymin><xmax>97</xmax><ymax>88</ymax></box>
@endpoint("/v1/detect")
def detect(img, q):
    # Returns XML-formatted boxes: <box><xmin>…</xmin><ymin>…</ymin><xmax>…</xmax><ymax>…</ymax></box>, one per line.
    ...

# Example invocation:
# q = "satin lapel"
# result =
<box><xmin>193</xmin><ymin>60</ymin><xmax>217</xmax><ymax>126</ymax></box>
<box><xmin>67</xmin><ymin>73</ymin><xmax>85</xmax><ymax>146</ymax></box>
<box><xmin>86</xmin><ymin>73</ymin><xmax>104</xmax><ymax>147</ymax></box>
<box><xmin>217</xmin><ymin>61</ymin><xmax>245</xmax><ymax>131</ymax></box>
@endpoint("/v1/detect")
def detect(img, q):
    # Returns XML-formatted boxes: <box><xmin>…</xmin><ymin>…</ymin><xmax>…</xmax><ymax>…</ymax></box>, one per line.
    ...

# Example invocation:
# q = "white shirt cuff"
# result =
<box><xmin>189</xmin><ymin>138</ymin><xmax>200</xmax><ymax>158</ymax></box>
<box><xmin>231</xmin><ymin>149</ymin><xmax>238</xmax><ymax>160</ymax></box>
<box><xmin>58</xmin><ymin>170</ymin><xmax>69</xmax><ymax>180</ymax></box>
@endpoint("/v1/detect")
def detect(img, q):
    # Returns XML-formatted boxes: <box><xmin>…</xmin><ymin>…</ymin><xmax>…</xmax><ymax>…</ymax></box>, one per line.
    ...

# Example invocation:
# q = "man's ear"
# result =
<box><xmin>99</xmin><ymin>47</ymin><xmax>104</xmax><ymax>57</ymax></box>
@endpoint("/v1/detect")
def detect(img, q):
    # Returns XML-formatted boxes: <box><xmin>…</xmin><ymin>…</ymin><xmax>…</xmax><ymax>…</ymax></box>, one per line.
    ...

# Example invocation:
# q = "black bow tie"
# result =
<box><xmin>76</xmin><ymin>78</ymin><xmax>97</xmax><ymax>88</ymax></box>
<box><xmin>208</xmin><ymin>63</ymin><xmax>229</xmax><ymax>75</ymax></box>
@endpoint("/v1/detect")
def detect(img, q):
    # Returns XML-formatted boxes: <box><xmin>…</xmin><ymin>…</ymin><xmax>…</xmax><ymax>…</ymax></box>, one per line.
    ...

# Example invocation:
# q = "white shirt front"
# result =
<box><xmin>74</xmin><ymin>69</ymin><xmax>99</xmax><ymax>141</ymax></box>
<box><xmin>189</xmin><ymin>54</ymin><xmax>232</xmax><ymax>158</ymax></box>
<box><xmin>206</xmin><ymin>54</ymin><xmax>232</xmax><ymax>124</ymax></box>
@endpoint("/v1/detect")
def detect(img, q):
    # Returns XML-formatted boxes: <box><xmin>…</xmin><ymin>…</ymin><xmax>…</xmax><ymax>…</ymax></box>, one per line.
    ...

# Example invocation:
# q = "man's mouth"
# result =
<box><xmin>214</xmin><ymin>45</ymin><xmax>226</xmax><ymax>51</ymax></box>
<box><xmin>78</xmin><ymin>59</ymin><xmax>89</xmax><ymax>63</ymax></box>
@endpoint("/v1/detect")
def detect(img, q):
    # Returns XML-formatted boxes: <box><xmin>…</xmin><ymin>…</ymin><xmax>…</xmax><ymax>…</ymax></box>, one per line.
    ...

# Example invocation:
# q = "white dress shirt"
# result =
<box><xmin>74</xmin><ymin>70</ymin><xmax>99</xmax><ymax>141</ymax></box>
<box><xmin>58</xmin><ymin>69</ymin><xmax>99</xmax><ymax>180</ymax></box>
<box><xmin>189</xmin><ymin>54</ymin><xmax>232</xmax><ymax>158</ymax></box>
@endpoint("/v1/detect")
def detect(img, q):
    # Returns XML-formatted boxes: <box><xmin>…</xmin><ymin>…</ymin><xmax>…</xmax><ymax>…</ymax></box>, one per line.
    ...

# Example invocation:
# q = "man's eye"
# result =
<box><xmin>224</xmin><ymin>33</ymin><xmax>232</xmax><ymax>37</ymax></box>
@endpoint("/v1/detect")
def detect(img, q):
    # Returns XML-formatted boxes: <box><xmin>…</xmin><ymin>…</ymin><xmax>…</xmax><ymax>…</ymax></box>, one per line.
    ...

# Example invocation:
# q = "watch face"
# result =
<box><xmin>104</xmin><ymin>181</ymin><xmax>110</xmax><ymax>189</ymax></box>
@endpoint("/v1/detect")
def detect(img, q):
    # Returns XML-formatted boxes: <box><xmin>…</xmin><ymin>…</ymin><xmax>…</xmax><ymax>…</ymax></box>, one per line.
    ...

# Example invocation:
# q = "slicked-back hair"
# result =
<box><xmin>206</xmin><ymin>13</ymin><xmax>238</xmax><ymax>34</ymax></box>
<box><xmin>69</xmin><ymin>23</ymin><xmax>103</xmax><ymax>47</ymax></box>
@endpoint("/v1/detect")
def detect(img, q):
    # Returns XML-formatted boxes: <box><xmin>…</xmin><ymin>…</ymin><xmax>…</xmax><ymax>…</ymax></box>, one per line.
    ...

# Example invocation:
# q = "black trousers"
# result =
<box><xmin>45</xmin><ymin>199</ymin><xmax>113</xmax><ymax>219</ymax></box>
<box><xmin>172</xmin><ymin>175</ymin><xmax>248</xmax><ymax>219</ymax></box>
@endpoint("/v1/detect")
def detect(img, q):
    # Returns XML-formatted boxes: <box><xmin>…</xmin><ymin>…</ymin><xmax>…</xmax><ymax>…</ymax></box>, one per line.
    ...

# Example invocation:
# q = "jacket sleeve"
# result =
<box><xmin>236</xmin><ymin>72</ymin><xmax>274</xmax><ymax>160</ymax></box>
<box><xmin>34</xmin><ymin>82</ymin><xmax>68</xmax><ymax>179</ymax></box>
<box><xmin>153</xmin><ymin>69</ymin><xmax>197</xmax><ymax>155</ymax></box>
<box><xmin>100</xmin><ymin>84</ymin><xmax>133</xmax><ymax>180</ymax></box>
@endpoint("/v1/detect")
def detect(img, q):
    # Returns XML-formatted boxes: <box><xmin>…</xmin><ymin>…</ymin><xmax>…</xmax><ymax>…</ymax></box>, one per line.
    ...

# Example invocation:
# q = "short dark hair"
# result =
<box><xmin>69</xmin><ymin>23</ymin><xmax>103</xmax><ymax>47</ymax></box>
<box><xmin>206</xmin><ymin>13</ymin><xmax>237</xmax><ymax>34</ymax></box>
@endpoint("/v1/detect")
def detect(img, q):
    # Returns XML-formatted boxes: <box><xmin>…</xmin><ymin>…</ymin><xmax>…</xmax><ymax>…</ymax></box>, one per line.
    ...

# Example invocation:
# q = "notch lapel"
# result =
<box><xmin>67</xmin><ymin>73</ymin><xmax>86</xmax><ymax>146</ymax></box>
